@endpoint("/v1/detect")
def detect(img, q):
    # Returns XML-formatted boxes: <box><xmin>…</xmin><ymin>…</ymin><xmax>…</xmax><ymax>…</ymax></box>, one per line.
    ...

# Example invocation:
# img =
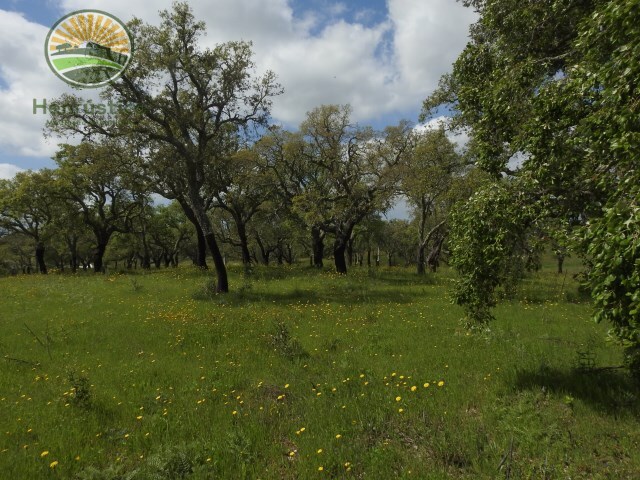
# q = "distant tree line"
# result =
<box><xmin>1</xmin><ymin>3</ymin><xmax>482</xmax><ymax>282</ymax></box>
<box><xmin>3</xmin><ymin>0</ymin><xmax>636</xmax><ymax>377</ymax></box>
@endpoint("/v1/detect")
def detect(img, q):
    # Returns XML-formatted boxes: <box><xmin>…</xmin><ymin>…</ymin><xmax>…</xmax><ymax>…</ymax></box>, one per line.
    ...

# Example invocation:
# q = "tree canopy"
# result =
<box><xmin>423</xmin><ymin>0</ymin><xmax>640</xmax><ymax>375</ymax></box>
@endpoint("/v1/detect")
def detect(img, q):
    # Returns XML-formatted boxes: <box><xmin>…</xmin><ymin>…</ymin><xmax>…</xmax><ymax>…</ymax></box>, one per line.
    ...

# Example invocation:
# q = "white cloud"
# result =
<box><xmin>0</xmin><ymin>1</ymin><xmax>477</xmax><ymax>164</ymax></box>
<box><xmin>389</xmin><ymin>0</ymin><xmax>477</xmax><ymax>109</ymax></box>
<box><xmin>265</xmin><ymin>19</ymin><xmax>396</xmax><ymax>124</ymax></box>
<box><xmin>0</xmin><ymin>10</ymin><xmax>77</xmax><ymax>158</ymax></box>
<box><xmin>414</xmin><ymin>115</ymin><xmax>471</xmax><ymax>152</ymax></box>
<box><xmin>328</xmin><ymin>2</ymin><xmax>347</xmax><ymax>16</ymax></box>
<box><xmin>0</xmin><ymin>163</ymin><xmax>24</xmax><ymax>179</ymax></box>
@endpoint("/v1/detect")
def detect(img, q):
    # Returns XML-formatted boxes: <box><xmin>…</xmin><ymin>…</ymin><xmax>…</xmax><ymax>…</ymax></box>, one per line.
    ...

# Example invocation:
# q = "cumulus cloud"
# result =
<box><xmin>0</xmin><ymin>0</ymin><xmax>477</xmax><ymax>164</ymax></box>
<box><xmin>0</xmin><ymin>163</ymin><xmax>24</xmax><ymax>179</ymax></box>
<box><xmin>414</xmin><ymin>115</ymin><xmax>471</xmax><ymax>152</ymax></box>
<box><xmin>60</xmin><ymin>0</ymin><xmax>475</xmax><ymax>124</ymax></box>
<box><xmin>389</xmin><ymin>0</ymin><xmax>476</xmax><ymax>103</ymax></box>
<box><xmin>0</xmin><ymin>10</ymin><xmax>78</xmax><ymax>158</ymax></box>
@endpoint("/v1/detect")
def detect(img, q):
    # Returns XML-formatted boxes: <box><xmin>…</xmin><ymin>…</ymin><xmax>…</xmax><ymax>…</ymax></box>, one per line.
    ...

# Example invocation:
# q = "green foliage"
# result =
<box><xmin>584</xmin><ymin>186</ymin><xmax>640</xmax><ymax>377</ymax></box>
<box><xmin>425</xmin><ymin>0</ymin><xmax>640</xmax><ymax>375</ymax></box>
<box><xmin>449</xmin><ymin>180</ymin><xmax>542</xmax><ymax>325</ymax></box>
<box><xmin>283</xmin><ymin>104</ymin><xmax>412</xmax><ymax>272</ymax></box>
<box><xmin>144</xmin><ymin>445</ymin><xmax>194</xmax><ymax>479</ymax></box>
<box><xmin>67</xmin><ymin>370</ymin><xmax>92</xmax><ymax>408</ymax></box>
<box><xmin>268</xmin><ymin>321</ymin><xmax>309</xmax><ymax>361</ymax></box>
<box><xmin>191</xmin><ymin>279</ymin><xmax>218</xmax><ymax>301</ymax></box>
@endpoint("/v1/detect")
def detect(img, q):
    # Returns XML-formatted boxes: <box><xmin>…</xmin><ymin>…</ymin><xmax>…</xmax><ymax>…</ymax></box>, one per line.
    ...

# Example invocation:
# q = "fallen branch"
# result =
<box><xmin>3</xmin><ymin>356</ymin><xmax>40</xmax><ymax>367</ymax></box>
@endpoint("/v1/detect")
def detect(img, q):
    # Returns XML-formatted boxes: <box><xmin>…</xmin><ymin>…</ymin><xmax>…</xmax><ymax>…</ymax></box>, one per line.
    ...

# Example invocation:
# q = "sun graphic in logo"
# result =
<box><xmin>45</xmin><ymin>10</ymin><xmax>133</xmax><ymax>88</ymax></box>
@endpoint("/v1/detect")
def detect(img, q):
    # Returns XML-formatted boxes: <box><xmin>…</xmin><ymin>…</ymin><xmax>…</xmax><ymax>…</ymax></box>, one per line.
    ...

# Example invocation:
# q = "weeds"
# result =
<box><xmin>191</xmin><ymin>279</ymin><xmax>217</xmax><ymax>300</ymax></box>
<box><xmin>67</xmin><ymin>370</ymin><xmax>92</xmax><ymax>407</ymax></box>
<box><xmin>269</xmin><ymin>322</ymin><xmax>309</xmax><ymax>360</ymax></box>
<box><xmin>129</xmin><ymin>277</ymin><xmax>143</xmax><ymax>292</ymax></box>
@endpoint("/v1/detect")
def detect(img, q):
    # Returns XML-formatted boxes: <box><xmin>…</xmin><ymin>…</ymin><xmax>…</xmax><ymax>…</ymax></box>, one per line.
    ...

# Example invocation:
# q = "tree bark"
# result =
<box><xmin>557</xmin><ymin>254</ymin><xmax>565</xmax><ymax>274</ymax></box>
<box><xmin>420</xmin><ymin>221</ymin><xmax>446</xmax><ymax>274</ymax></box>
<box><xmin>189</xmin><ymin>194</ymin><xmax>228</xmax><ymax>293</ymax></box>
<box><xmin>194</xmin><ymin>223</ymin><xmax>208</xmax><ymax>269</ymax></box>
<box><xmin>311</xmin><ymin>226</ymin><xmax>324</xmax><ymax>268</ymax></box>
<box><xmin>417</xmin><ymin>245</ymin><xmax>426</xmax><ymax>275</ymax></box>
<box><xmin>203</xmin><ymin>232</ymin><xmax>228</xmax><ymax>292</ymax></box>
<box><xmin>178</xmin><ymin>198</ymin><xmax>208</xmax><ymax>269</ymax></box>
<box><xmin>427</xmin><ymin>236</ymin><xmax>445</xmax><ymax>272</ymax></box>
<box><xmin>93</xmin><ymin>241</ymin><xmax>107</xmax><ymax>273</ymax></box>
<box><xmin>67</xmin><ymin>236</ymin><xmax>78</xmax><ymax>273</ymax></box>
<box><xmin>236</xmin><ymin>220</ymin><xmax>252</xmax><ymax>265</ymax></box>
<box><xmin>334</xmin><ymin>241</ymin><xmax>348</xmax><ymax>274</ymax></box>
<box><xmin>333</xmin><ymin>224</ymin><xmax>353</xmax><ymax>274</ymax></box>
<box><xmin>255</xmin><ymin>234</ymin><xmax>269</xmax><ymax>265</ymax></box>
<box><xmin>35</xmin><ymin>242</ymin><xmax>47</xmax><ymax>274</ymax></box>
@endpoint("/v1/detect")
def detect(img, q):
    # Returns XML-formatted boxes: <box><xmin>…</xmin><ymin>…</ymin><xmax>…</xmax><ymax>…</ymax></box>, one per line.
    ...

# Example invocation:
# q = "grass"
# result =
<box><xmin>0</xmin><ymin>258</ymin><xmax>638</xmax><ymax>479</ymax></box>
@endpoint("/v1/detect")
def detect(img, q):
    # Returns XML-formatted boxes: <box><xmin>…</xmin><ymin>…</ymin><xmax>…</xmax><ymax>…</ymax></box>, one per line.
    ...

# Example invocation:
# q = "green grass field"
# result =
<box><xmin>1</xmin><ymin>260</ymin><xmax>638</xmax><ymax>479</ymax></box>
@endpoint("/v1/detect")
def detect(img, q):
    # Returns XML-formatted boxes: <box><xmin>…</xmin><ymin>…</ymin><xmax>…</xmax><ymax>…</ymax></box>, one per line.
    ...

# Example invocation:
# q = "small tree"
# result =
<box><xmin>403</xmin><ymin>128</ymin><xmax>463</xmax><ymax>274</ymax></box>
<box><xmin>293</xmin><ymin>105</ymin><xmax>411</xmax><ymax>274</ymax></box>
<box><xmin>0</xmin><ymin>170</ymin><xmax>57</xmax><ymax>274</ymax></box>
<box><xmin>54</xmin><ymin>142</ymin><xmax>146</xmax><ymax>273</ymax></box>
<box><xmin>46</xmin><ymin>2</ymin><xmax>282</xmax><ymax>291</ymax></box>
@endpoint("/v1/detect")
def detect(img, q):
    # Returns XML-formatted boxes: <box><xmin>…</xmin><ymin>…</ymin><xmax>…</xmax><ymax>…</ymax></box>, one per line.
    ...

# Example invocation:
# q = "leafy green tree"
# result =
<box><xmin>256</xmin><ymin>127</ymin><xmax>328</xmax><ymax>267</ymax></box>
<box><xmin>0</xmin><ymin>170</ymin><xmax>57</xmax><ymax>274</ymax></box>
<box><xmin>137</xmin><ymin>144</ymin><xmax>209</xmax><ymax>269</ymax></box>
<box><xmin>211</xmin><ymin>147</ymin><xmax>276</xmax><ymax>264</ymax></box>
<box><xmin>152</xmin><ymin>203</ymin><xmax>194</xmax><ymax>267</ymax></box>
<box><xmin>423</xmin><ymin>0</ymin><xmax>640</xmax><ymax>373</ymax></box>
<box><xmin>448</xmin><ymin>178</ymin><xmax>543</xmax><ymax>325</ymax></box>
<box><xmin>0</xmin><ymin>233</ymin><xmax>34</xmax><ymax>274</ymax></box>
<box><xmin>54</xmin><ymin>142</ymin><xmax>146</xmax><ymax>273</ymax></box>
<box><xmin>379</xmin><ymin>219</ymin><xmax>415</xmax><ymax>267</ymax></box>
<box><xmin>403</xmin><ymin>128</ymin><xmax>463</xmax><ymax>274</ymax></box>
<box><xmin>293</xmin><ymin>105</ymin><xmax>411</xmax><ymax>274</ymax></box>
<box><xmin>46</xmin><ymin>2</ymin><xmax>281</xmax><ymax>292</ymax></box>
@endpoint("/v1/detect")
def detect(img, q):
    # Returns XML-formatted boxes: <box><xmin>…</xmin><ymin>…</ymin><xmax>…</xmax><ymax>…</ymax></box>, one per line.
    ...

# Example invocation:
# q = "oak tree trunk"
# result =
<box><xmin>35</xmin><ymin>242</ymin><xmax>47</xmax><ymax>274</ymax></box>
<box><xmin>311</xmin><ymin>226</ymin><xmax>324</xmax><ymax>268</ymax></box>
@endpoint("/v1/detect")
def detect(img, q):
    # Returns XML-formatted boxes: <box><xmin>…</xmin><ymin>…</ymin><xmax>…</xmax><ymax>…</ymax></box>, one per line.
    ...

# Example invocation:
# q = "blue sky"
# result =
<box><xmin>0</xmin><ymin>0</ymin><xmax>476</xmax><ymax>184</ymax></box>
<box><xmin>5</xmin><ymin>0</ymin><xmax>390</xmax><ymax>34</ymax></box>
<box><xmin>3</xmin><ymin>0</ymin><xmax>62</xmax><ymax>26</ymax></box>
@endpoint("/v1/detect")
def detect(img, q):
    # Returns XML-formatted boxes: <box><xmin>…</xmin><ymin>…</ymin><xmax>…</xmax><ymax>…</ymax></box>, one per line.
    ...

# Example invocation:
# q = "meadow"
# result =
<box><xmin>0</xmin><ymin>259</ymin><xmax>638</xmax><ymax>479</ymax></box>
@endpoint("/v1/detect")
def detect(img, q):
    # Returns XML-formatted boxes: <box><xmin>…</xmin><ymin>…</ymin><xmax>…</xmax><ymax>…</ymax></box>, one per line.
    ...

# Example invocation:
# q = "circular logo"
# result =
<box><xmin>45</xmin><ymin>10</ymin><xmax>133</xmax><ymax>88</ymax></box>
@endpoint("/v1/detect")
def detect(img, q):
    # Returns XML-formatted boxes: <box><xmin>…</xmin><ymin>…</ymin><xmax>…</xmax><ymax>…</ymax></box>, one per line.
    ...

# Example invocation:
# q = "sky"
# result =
<box><xmin>0</xmin><ymin>0</ymin><xmax>477</xmax><ymax>202</ymax></box>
